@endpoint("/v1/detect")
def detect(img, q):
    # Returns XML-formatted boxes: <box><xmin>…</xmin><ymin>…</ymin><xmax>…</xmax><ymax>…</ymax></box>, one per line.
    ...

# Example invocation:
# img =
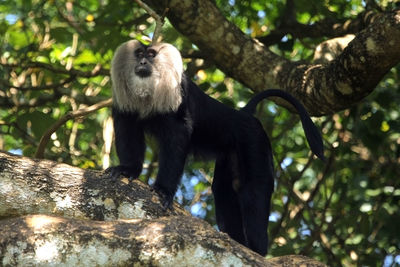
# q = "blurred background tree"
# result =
<box><xmin>0</xmin><ymin>0</ymin><xmax>399</xmax><ymax>266</ymax></box>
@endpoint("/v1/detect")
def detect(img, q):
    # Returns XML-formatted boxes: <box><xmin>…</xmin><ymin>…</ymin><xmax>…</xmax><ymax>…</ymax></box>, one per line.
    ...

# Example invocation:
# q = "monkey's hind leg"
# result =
<box><xmin>212</xmin><ymin>155</ymin><xmax>246</xmax><ymax>246</ymax></box>
<box><xmin>237</xmin><ymin>179</ymin><xmax>272</xmax><ymax>256</ymax></box>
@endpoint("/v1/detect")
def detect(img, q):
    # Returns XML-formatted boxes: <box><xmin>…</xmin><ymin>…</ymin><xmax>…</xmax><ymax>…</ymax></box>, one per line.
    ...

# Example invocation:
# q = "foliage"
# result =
<box><xmin>1</xmin><ymin>0</ymin><xmax>399</xmax><ymax>266</ymax></box>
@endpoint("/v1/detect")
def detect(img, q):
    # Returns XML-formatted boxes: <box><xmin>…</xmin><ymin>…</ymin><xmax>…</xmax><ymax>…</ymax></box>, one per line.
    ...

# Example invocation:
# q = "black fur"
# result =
<box><xmin>107</xmin><ymin>72</ymin><xmax>324</xmax><ymax>255</ymax></box>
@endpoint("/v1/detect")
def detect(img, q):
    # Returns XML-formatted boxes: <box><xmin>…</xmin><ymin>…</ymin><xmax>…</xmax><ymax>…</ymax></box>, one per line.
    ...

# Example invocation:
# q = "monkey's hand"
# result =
<box><xmin>152</xmin><ymin>184</ymin><xmax>174</xmax><ymax>210</ymax></box>
<box><xmin>104</xmin><ymin>165</ymin><xmax>139</xmax><ymax>182</ymax></box>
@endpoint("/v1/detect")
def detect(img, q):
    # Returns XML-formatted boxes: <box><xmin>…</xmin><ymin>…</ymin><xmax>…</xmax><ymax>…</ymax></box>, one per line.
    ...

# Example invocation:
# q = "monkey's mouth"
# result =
<box><xmin>135</xmin><ymin>66</ymin><xmax>152</xmax><ymax>78</ymax></box>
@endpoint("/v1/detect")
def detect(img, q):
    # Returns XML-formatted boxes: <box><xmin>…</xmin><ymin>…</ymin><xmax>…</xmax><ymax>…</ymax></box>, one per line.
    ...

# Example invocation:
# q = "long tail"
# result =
<box><xmin>242</xmin><ymin>89</ymin><xmax>325</xmax><ymax>160</ymax></box>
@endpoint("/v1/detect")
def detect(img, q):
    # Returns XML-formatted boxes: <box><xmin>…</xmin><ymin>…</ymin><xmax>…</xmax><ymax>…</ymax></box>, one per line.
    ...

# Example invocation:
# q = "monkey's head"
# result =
<box><xmin>111</xmin><ymin>40</ymin><xmax>184</xmax><ymax>117</ymax></box>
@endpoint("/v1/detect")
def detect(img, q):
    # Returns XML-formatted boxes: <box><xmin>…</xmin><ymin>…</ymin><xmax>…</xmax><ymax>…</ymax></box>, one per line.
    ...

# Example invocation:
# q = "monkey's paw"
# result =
<box><xmin>104</xmin><ymin>165</ymin><xmax>138</xmax><ymax>182</ymax></box>
<box><xmin>152</xmin><ymin>184</ymin><xmax>174</xmax><ymax>210</ymax></box>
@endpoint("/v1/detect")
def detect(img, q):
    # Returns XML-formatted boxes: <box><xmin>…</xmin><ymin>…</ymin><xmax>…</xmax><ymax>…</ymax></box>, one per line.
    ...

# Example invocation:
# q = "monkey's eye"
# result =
<box><xmin>135</xmin><ymin>49</ymin><xmax>145</xmax><ymax>58</ymax></box>
<box><xmin>147</xmin><ymin>49</ymin><xmax>157</xmax><ymax>58</ymax></box>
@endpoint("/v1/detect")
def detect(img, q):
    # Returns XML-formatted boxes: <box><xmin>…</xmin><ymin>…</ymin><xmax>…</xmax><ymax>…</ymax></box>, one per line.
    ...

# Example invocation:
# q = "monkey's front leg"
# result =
<box><xmin>105</xmin><ymin>109</ymin><xmax>145</xmax><ymax>181</ymax></box>
<box><xmin>152</xmin><ymin>120</ymin><xmax>190</xmax><ymax>209</ymax></box>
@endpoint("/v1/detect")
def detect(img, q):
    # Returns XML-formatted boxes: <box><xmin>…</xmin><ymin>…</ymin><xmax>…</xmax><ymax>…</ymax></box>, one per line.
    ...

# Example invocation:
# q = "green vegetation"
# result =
<box><xmin>1</xmin><ymin>0</ymin><xmax>399</xmax><ymax>265</ymax></box>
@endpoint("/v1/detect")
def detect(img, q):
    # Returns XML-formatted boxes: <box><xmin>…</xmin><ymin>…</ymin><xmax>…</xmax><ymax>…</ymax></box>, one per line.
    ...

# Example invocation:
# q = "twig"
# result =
<box><xmin>133</xmin><ymin>0</ymin><xmax>168</xmax><ymax>44</ymax></box>
<box><xmin>35</xmin><ymin>98</ymin><xmax>112</xmax><ymax>159</ymax></box>
<box><xmin>0</xmin><ymin>76</ymin><xmax>76</xmax><ymax>91</ymax></box>
<box><xmin>1</xmin><ymin>61</ymin><xmax>109</xmax><ymax>77</ymax></box>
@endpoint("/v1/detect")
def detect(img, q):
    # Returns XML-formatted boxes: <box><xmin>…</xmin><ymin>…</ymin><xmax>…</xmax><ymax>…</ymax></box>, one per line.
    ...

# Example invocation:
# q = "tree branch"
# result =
<box><xmin>134</xmin><ymin>0</ymin><xmax>168</xmax><ymax>44</ymax></box>
<box><xmin>144</xmin><ymin>0</ymin><xmax>400</xmax><ymax>116</ymax></box>
<box><xmin>0</xmin><ymin>75</ymin><xmax>77</xmax><ymax>91</ymax></box>
<box><xmin>35</xmin><ymin>98</ymin><xmax>113</xmax><ymax>159</ymax></box>
<box><xmin>0</xmin><ymin>152</ymin><xmax>326</xmax><ymax>266</ymax></box>
<box><xmin>0</xmin><ymin>151</ymin><xmax>187</xmax><ymax>219</ymax></box>
<box><xmin>1</xmin><ymin>61</ymin><xmax>109</xmax><ymax>77</ymax></box>
<box><xmin>257</xmin><ymin>10</ymin><xmax>375</xmax><ymax>46</ymax></box>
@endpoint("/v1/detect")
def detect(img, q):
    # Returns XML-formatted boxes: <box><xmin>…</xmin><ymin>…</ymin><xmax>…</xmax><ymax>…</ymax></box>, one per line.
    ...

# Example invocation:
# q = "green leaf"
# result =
<box><xmin>16</xmin><ymin>111</ymin><xmax>56</xmax><ymax>138</ymax></box>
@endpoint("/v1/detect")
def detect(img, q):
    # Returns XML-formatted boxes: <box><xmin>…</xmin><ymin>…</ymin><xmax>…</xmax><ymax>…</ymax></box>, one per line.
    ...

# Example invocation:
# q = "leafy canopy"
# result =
<box><xmin>0</xmin><ymin>0</ymin><xmax>399</xmax><ymax>265</ymax></box>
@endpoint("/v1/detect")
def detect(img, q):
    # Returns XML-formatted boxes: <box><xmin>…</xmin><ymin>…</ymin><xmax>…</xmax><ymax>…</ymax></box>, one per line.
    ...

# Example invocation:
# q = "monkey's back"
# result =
<box><xmin>182</xmin><ymin>77</ymin><xmax>268</xmax><ymax>158</ymax></box>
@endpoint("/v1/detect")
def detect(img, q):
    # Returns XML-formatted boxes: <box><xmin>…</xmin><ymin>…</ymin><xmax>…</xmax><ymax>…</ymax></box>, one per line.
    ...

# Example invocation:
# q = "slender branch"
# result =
<box><xmin>56</xmin><ymin>4</ymin><xmax>86</xmax><ymax>36</ymax></box>
<box><xmin>0</xmin><ymin>75</ymin><xmax>76</xmax><ymax>91</ymax></box>
<box><xmin>0</xmin><ymin>92</ymin><xmax>109</xmax><ymax>109</ymax></box>
<box><xmin>257</xmin><ymin>10</ymin><xmax>376</xmax><ymax>46</ymax></box>
<box><xmin>1</xmin><ymin>61</ymin><xmax>109</xmax><ymax>77</ymax></box>
<box><xmin>0</xmin><ymin>93</ymin><xmax>57</xmax><ymax>109</ymax></box>
<box><xmin>134</xmin><ymin>0</ymin><xmax>162</xmax><ymax>22</ymax></box>
<box><xmin>134</xmin><ymin>0</ymin><xmax>168</xmax><ymax>44</ymax></box>
<box><xmin>35</xmin><ymin>98</ymin><xmax>112</xmax><ymax>159</ymax></box>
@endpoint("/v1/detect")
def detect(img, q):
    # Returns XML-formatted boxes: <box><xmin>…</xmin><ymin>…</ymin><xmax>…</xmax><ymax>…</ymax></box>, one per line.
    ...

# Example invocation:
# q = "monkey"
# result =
<box><xmin>105</xmin><ymin>40</ymin><xmax>324</xmax><ymax>256</ymax></box>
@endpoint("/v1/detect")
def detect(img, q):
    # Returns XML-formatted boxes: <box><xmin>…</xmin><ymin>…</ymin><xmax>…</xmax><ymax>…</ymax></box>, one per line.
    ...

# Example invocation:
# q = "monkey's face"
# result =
<box><xmin>111</xmin><ymin>40</ymin><xmax>184</xmax><ymax>117</ymax></box>
<box><xmin>133</xmin><ymin>45</ymin><xmax>157</xmax><ymax>78</ymax></box>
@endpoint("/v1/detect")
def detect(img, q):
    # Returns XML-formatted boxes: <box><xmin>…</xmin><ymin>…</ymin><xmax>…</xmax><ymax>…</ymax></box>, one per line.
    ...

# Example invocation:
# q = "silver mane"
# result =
<box><xmin>111</xmin><ymin>40</ymin><xmax>183</xmax><ymax>118</ymax></box>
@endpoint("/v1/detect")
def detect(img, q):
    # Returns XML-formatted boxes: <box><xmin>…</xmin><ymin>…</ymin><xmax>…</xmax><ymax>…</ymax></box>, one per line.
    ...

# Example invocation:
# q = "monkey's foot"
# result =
<box><xmin>151</xmin><ymin>185</ymin><xmax>174</xmax><ymax>210</ymax></box>
<box><xmin>104</xmin><ymin>165</ymin><xmax>138</xmax><ymax>182</ymax></box>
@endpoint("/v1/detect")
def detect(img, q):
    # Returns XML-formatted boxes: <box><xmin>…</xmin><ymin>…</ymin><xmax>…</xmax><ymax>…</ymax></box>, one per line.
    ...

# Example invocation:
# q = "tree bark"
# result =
<box><xmin>0</xmin><ymin>151</ymin><xmax>327</xmax><ymax>266</ymax></box>
<box><xmin>0</xmin><ymin>151</ymin><xmax>187</xmax><ymax>220</ymax></box>
<box><xmin>0</xmin><ymin>215</ymin><xmax>266</xmax><ymax>266</ymax></box>
<box><xmin>145</xmin><ymin>0</ymin><xmax>400</xmax><ymax>116</ymax></box>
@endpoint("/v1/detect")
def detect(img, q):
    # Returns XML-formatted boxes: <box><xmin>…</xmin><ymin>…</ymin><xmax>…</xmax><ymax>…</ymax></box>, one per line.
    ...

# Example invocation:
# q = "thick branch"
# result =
<box><xmin>0</xmin><ymin>151</ymin><xmax>186</xmax><ymax>220</ymax></box>
<box><xmin>0</xmin><ymin>215</ymin><xmax>270</xmax><ymax>266</ymax></box>
<box><xmin>144</xmin><ymin>0</ymin><xmax>400</xmax><ymax>115</ymax></box>
<box><xmin>0</xmin><ymin>152</ymin><xmax>326</xmax><ymax>266</ymax></box>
